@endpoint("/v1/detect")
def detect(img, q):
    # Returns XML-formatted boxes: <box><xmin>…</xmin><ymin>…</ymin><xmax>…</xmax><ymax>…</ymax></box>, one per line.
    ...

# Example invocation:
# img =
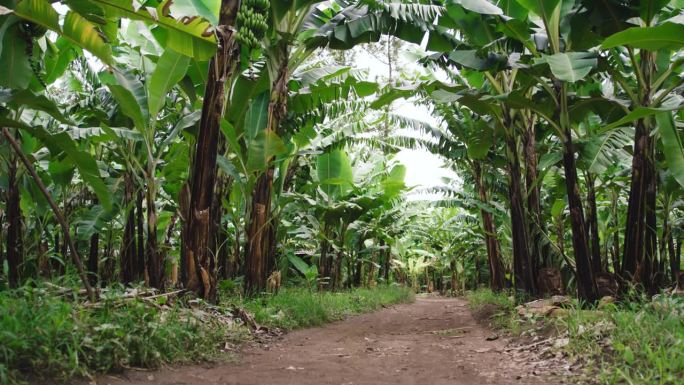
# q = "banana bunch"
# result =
<box><xmin>236</xmin><ymin>0</ymin><xmax>269</xmax><ymax>49</ymax></box>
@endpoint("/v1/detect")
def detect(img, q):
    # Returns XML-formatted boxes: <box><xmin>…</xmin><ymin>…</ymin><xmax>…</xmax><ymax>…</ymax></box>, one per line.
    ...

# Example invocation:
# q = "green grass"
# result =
<box><xmin>466</xmin><ymin>288</ymin><xmax>684</xmax><ymax>385</ymax></box>
<box><xmin>231</xmin><ymin>285</ymin><xmax>414</xmax><ymax>330</ymax></box>
<box><xmin>466</xmin><ymin>288</ymin><xmax>520</xmax><ymax>330</ymax></box>
<box><xmin>559</xmin><ymin>296</ymin><xmax>684</xmax><ymax>385</ymax></box>
<box><xmin>0</xmin><ymin>283</ymin><xmax>413</xmax><ymax>384</ymax></box>
<box><xmin>0</xmin><ymin>284</ymin><xmax>243</xmax><ymax>385</ymax></box>
<box><xmin>466</xmin><ymin>288</ymin><xmax>515</xmax><ymax>311</ymax></box>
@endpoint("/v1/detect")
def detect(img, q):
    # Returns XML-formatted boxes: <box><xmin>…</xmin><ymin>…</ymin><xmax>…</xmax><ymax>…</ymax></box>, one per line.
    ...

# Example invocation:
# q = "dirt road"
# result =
<box><xmin>95</xmin><ymin>296</ymin><xmax>558</xmax><ymax>385</ymax></box>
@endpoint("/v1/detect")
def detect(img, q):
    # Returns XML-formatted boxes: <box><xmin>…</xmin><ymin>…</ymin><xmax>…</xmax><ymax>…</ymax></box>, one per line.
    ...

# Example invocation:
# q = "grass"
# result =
<box><xmin>0</xmin><ymin>283</ymin><xmax>242</xmax><ymax>385</ymax></box>
<box><xmin>0</xmin><ymin>282</ymin><xmax>413</xmax><ymax>384</ymax></box>
<box><xmin>230</xmin><ymin>285</ymin><xmax>415</xmax><ymax>330</ymax></box>
<box><xmin>466</xmin><ymin>288</ymin><xmax>684</xmax><ymax>385</ymax></box>
<box><xmin>466</xmin><ymin>288</ymin><xmax>519</xmax><ymax>330</ymax></box>
<box><xmin>559</xmin><ymin>295</ymin><xmax>684</xmax><ymax>385</ymax></box>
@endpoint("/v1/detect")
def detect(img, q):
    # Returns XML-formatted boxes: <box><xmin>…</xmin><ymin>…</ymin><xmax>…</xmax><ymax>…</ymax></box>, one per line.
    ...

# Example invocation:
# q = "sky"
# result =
<box><xmin>349</xmin><ymin>41</ymin><xmax>459</xmax><ymax>193</ymax></box>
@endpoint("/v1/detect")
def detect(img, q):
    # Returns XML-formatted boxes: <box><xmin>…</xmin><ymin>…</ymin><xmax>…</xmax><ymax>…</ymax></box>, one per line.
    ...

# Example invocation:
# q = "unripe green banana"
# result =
<box><xmin>236</xmin><ymin>0</ymin><xmax>270</xmax><ymax>49</ymax></box>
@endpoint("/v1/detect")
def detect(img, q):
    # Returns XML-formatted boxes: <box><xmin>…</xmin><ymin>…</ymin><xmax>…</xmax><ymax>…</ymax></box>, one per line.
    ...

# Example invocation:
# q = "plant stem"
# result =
<box><xmin>2</xmin><ymin>127</ymin><xmax>97</xmax><ymax>301</ymax></box>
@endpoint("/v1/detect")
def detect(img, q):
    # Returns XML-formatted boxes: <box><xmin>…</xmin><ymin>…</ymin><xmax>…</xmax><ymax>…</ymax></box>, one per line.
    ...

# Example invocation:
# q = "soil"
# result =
<box><xmin>91</xmin><ymin>296</ymin><xmax>562</xmax><ymax>385</ymax></box>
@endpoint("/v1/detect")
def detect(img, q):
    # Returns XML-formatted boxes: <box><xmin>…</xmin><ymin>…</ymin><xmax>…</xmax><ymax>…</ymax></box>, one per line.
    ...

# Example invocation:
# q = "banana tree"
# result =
<box><xmin>100</xmin><ymin>44</ymin><xmax>193</xmax><ymax>289</ymax></box>
<box><xmin>241</xmin><ymin>0</ymin><xmax>324</xmax><ymax>293</ymax></box>
<box><xmin>184</xmin><ymin>0</ymin><xmax>240</xmax><ymax>301</ymax></box>
<box><xmin>595</xmin><ymin>1</ymin><xmax>684</xmax><ymax>291</ymax></box>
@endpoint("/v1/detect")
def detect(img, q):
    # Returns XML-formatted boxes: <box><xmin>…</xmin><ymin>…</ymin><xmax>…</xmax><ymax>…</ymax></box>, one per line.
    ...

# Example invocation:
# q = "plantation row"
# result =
<box><xmin>0</xmin><ymin>0</ymin><xmax>683</xmax><ymax>305</ymax></box>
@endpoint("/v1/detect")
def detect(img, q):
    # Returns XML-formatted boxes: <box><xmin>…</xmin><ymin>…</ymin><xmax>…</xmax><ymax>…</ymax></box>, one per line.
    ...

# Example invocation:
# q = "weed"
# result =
<box><xmin>466</xmin><ymin>288</ymin><xmax>684</xmax><ymax>385</ymax></box>
<box><xmin>226</xmin><ymin>285</ymin><xmax>414</xmax><ymax>330</ymax></box>
<box><xmin>1</xmin><ymin>283</ymin><xmax>413</xmax><ymax>384</ymax></box>
<box><xmin>0</xmin><ymin>284</ymin><xmax>241</xmax><ymax>385</ymax></box>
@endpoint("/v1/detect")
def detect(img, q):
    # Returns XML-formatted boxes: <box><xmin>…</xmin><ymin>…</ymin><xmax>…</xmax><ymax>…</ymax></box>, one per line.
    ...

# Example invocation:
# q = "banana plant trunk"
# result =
<box><xmin>184</xmin><ymin>0</ymin><xmax>241</xmax><ymax>301</ymax></box>
<box><xmin>136</xmin><ymin>188</ymin><xmax>145</xmax><ymax>280</ymax></box>
<box><xmin>622</xmin><ymin>120</ymin><xmax>658</xmax><ymax>283</ymax></box>
<box><xmin>522</xmin><ymin>119</ymin><xmax>543</xmax><ymax>268</ymax></box>
<box><xmin>381</xmin><ymin>239</ymin><xmax>390</xmax><ymax>282</ymax></box>
<box><xmin>672</xmin><ymin>239</ymin><xmax>681</xmax><ymax>284</ymax></box>
<box><xmin>245</xmin><ymin>169</ymin><xmax>274</xmax><ymax>294</ymax></box>
<box><xmin>472</xmin><ymin>161</ymin><xmax>505</xmax><ymax>291</ymax></box>
<box><xmin>643</xmin><ymin>159</ymin><xmax>658</xmax><ymax>294</ymax></box>
<box><xmin>622</xmin><ymin>51</ymin><xmax>658</xmax><ymax>293</ymax></box>
<box><xmin>87</xmin><ymin>196</ymin><xmax>100</xmax><ymax>286</ymax></box>
<box><xmin>366</xmin><ymin>251</ymin><xmax>377</xmax><ymax>287</ymax></box>
<box><xmin>610</xmin><ymin>190</ymin><xmax>621</xmax><ymax>275</ymax></box>
<box><xmin>145</xmin><ymin>174</ymin><xmax>163</xmax><ymax>290</ymax></box>
<box><xmin>318</xmin><ymin>224</ymin><xmax>333</xmax><ymax>288</ymax></box>
<box><xmin>245</xmin><ymin>51</ymin><xmax>289</xmax><ymax>294</ymax></box>
<box><xmin>503</xmin><ymin>121</ymin><xmax>536</xmax><ymax>294</ymax></box>
<box><xmin>120</xmin><ymin>173</ymin><xmax>136</xmax><ymax>283</ymax></box>
<box><xmin>5</xmin><ymin>152</ymin><xmax>22</xmax><ymax>287</ymax></box>
<box><xmin>554</xmin><ymin>82</ymin><xmax>597</xmax><ymax>302</ymax></box>
<box><xmin>667</xmin><ymin>213</ymin><xmax>678</xmax><ymax>282</ymax></box>
<box><xmin>88</xmin><ymin>231</ymin><xmax>99</xmax><ymax>286</ymax></box>
<box><xmin>585</xmin><ymin>173</ymin><xmax>602</xmax><ymax>273</ymax></box>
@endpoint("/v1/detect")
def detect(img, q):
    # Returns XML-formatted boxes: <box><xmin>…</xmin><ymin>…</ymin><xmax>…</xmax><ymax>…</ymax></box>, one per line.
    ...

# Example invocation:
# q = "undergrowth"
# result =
<box><xmin>466</xmin><ymin>288</ymin><xmax>684</xmax><ymax>385</ymax></box>
<box><xmin>231</xmin><ymin>285</ymin><xmax>414</xmax><ymax>330</ymax></box>
<box><xmin>466</xmin><ymin>288</ymin><xmax>519</xmax><ymax>330</ymax></box>
<box><xmin>0</xmin><ymin>283</ymin><xmax>241</xmax><ymax>385</ymax></box>
<box><xmin>0</xmin><ymin>282</ymin><xmax>413</xmax><ymax>384</ymax></box>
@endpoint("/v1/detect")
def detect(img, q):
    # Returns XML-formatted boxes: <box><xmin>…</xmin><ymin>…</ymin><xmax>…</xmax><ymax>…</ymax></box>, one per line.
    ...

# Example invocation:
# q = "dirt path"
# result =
<box><xmin>95</xmin><ymin>296</ymin><xmax>559</xmax><ymax>385</ymax></box>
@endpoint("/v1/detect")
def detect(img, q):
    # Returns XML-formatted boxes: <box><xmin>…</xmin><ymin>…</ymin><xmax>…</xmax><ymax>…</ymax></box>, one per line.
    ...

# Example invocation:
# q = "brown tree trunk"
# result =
<box><xmin>585</xmin><ymin>173</ymin><xmax>602</xmax><ymax>273</ymax></box>
<box><xmin>522</xmin><ymin>117</ymin><xmax>546</xmax><ymax>270</ymax></box>
<box><xmin>212</xmin><ymin>177</ymin><xmax>231</xmax><ymax>280</ymax></box>
<box><xmin>102</xmin><ymin>227</ymin><xmax>114</xmax><ymax>284</ymax></box>
<box><xmin>332</xmin><ymin>249</ymin><xmax>344</xmax><ymax>291</ymax></box>
<box><xmin>622</xmin><ymin>120</ymin><xmax>654</xmax><ymax>283</ymax></box>
<box><xmin>52</xmin><ymin>232</ymin><xmax>61</xmax><ymax>275</ymax></box>
<box><xmin>318</xmin><ymin>225</ymin><xmax>333</xmax><ymax>288</ymax></box>
<box><xmin>366</xmin><ymin>251</ymin><xmax>377</xmax><ymax>287</ymax></box>
<box><xmin>354</xmin><ymin>258</ymin><xmax>363</xmax><ymax>287</ymax></box>
<box><xmin>450</xmin><ymin>261</ymin><xmax>457</xmax><ymax>295</ymax></box>
<box><xmin>88</xmin><ymin>232</ymin><xmax>99</xmax><ymax>286</ymax></box>
<box><xmin>473</xmin><ymin>161</ymin><xmax>505</xmax><ymax>291</ymax></box>
<box><xmin>162</xmin><ymin>212</ymin><xmax>179</xmax><ymax>286</ymax></box>
<box><xmin>503</xmin><ymin>127</ymin><xmax>535</xmax><ymax>294</ymax></box>
<box><xmin>622</xmin><ymin>52</ymin><xmax>657</xmax><ymax>291</ymax></box>
<box><xmin>3</xmin><ymin>128</ymin><xmax>95</xmax><ymax>300</ymax></box>
<box><xmin>184</xmin><ymin>0</ymin><xmax>241</xmax><ymax>301</ymax></box>
<box><xmin>121</xmin><ymin>173</ymin><xmax>136</xmax><ymax>283</ymax></box>
<box><xmin>266</xmin><ymin>221</ymin><xmax>277</xmax><ymax>274</ymax></box>
<box><xmin>230</xmin><ymin>226</ymin><xmax>241</xmax><ymax>279</ymax></box>
<box><xmin>673</xmin><ymin>239</ymin><xmax>681</xmax><ymax>285</ymax></box>
<box><xmin>179</xmin><ymin>183</ymin><xmax>190</xmax><ymax>285</ymax></box>
<box><xmin>643</xmin><ymin>156</ymin><xmax>658</xmax><ymax>294</ymax></box>
<box><xmin>660</xmin><ymin>208</ymin><xmax>671</xmax><ymax>287</ymax></box>
<box><xmin>245</xmin><ymin>169</ymin><xmax>274</xmax><ymax>294</ymax></box>
<box><xmin>136</xmin><ymin>188</ymin><xmax>145</xmax><ymax>281</ymax></box>
<box><xmin>561</xmin><ymin>131</ymin><xmax>597</xmax><ymax>302</ymax></box>
<box><xmin>380</xmin><ymin>239</ymin><xmax>390</xmax><ymax>282</ymax></box>
<box><xmin>555</xmin><ymin>218</ymin><xmax>566</xmax><ymax>264</ymax></box>
<box><xmin>217</xmin><ymin>220</ymin><xmax>229</xmax><ymax>280</ymax></box>
<box><xmin>146</xmin><ymin>176</ymin><xmax>163</xmax><ymax>290</ymax></box>
<box><xmin>668</xmin><ymin>229</ymin><xmax>678</xmax><ymax>283</ymax></box>
<box><xmin>244</xmin><ymin>46</ymin><xmax>289</xmax><ymax>294</ymax></box>
<box><xmin>611</xmin><ymin>189</ymin><xmax>621</xmax><ymax>275</ymax></box>
<box><xmin>553</xmin><ymin>81</ymin><xmax>597</xmax><ymax>302</ymax></box>
<box><xmin>6</xmin><ymin>152</ymin><xmax>22</xmax><ymax>287</ymax></box>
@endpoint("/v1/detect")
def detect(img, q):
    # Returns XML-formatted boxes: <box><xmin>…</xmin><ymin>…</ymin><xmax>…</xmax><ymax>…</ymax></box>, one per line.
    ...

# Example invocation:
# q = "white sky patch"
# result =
<box><xmin>350</xmin><ymin>40</ymin><xmax>458</xmax><ymax>194</ymax></box>
<box><xmin>395</xmin><ymin>148</ymin><xmax>455</xmax><ymax>188</ymax></box>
